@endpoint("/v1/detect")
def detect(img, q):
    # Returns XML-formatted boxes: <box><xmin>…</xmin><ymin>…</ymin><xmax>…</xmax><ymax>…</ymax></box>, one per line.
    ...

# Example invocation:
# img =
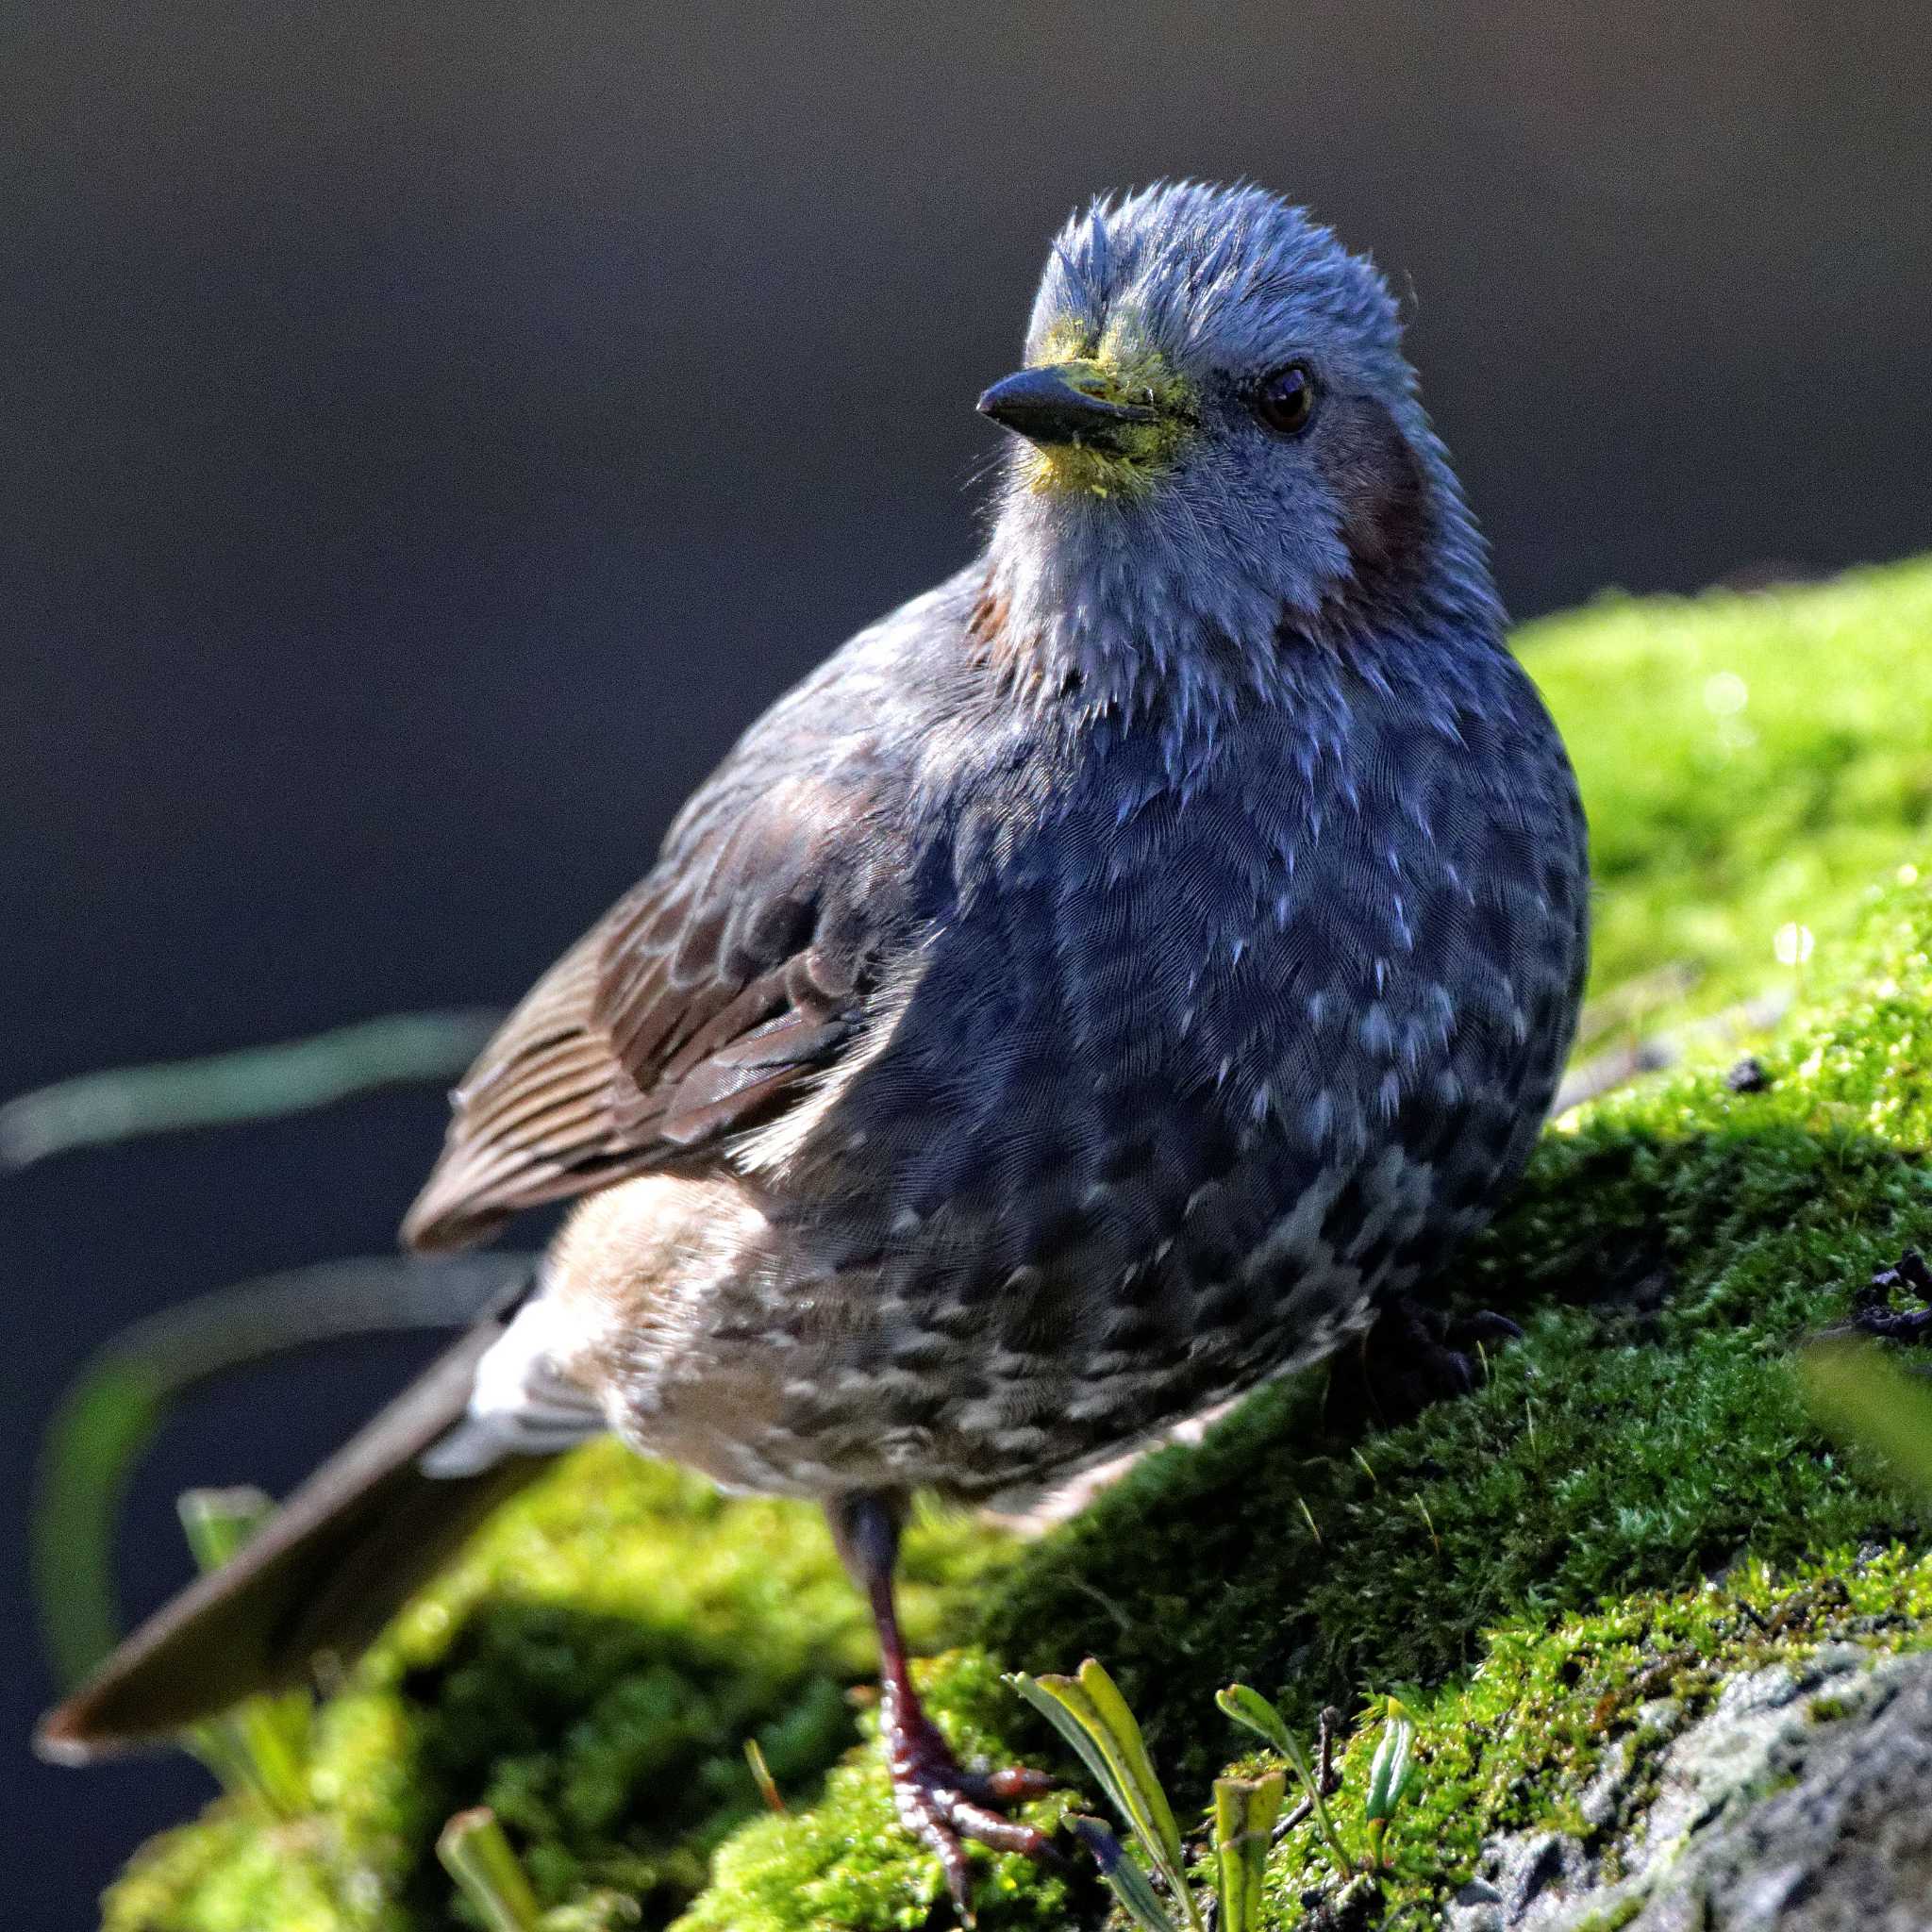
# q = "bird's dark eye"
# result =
<box><xmin>1254</xmin><ymin>363</ymin><xmax>1317</xmax><ymax>436</ymax></box>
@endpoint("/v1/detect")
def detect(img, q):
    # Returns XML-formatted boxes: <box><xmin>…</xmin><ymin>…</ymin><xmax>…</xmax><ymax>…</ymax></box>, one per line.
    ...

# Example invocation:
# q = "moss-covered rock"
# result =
<box><xmin>1526</xmin><ymin>556</ymin><xmax>1932</xmax><ymax>1022</ymax></box>
<box><xmin>1443</xmin><ymin>1635</ymin><xmax>1932</xmax><ymax>1929</ymax></box>
<box><xmin>99</xmin><ymin>561</ymin><xmax>1932</xmax><ymax>1931</ymax></box>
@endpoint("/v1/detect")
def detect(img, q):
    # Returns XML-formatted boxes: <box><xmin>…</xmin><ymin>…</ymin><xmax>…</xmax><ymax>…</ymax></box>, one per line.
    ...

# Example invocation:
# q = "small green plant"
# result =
<box><xmin>1008</xmin><ymin>1660</ymin><xmax>1422</xmax><ymax>1929</ymax></box>
<box><xmin>438</xmin><ymin>1807</ymin><xmax>543</xmax><ymax>1932</ymax></box>
<box><xmin>1212</xmin><ymin>1770</ymin><xmax>1286</xmax><ymax>1932</ymax></box>
<box><xmin>1009</xmin><ymin>1657</ymin><xmax>1201</xmax><ymax>1931</ymax></box>
<box><xmin>1217</xmin><ymin>1683</ymin><xmax>1354</xmax><ymax>1874</ymax></box>
<box><xmin>1361</xmin><ymin>1696</ymin><xmax>1418</xmax><ymax>1868</ymax></box>
<box><xmin>175</xmin><ymin>1487</ymin><xmax>311</xmax><ymax>1818</ymax></box>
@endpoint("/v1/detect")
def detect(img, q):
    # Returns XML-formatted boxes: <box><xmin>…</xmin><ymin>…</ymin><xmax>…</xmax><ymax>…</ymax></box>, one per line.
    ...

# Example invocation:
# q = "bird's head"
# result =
<box><xmin>977</xmin><ymin>182</ymin><xmax>1497</xmax><ymax>689</ymax></box>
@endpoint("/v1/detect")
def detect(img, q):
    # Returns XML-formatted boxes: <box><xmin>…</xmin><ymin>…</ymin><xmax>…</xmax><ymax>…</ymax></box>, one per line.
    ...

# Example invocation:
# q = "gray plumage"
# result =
<box><xmin>403</xmin><ymin>181</ymin><xmax>1588</xmax><ymax>1506</ymax></box>
<box><xmin>41</xmin><ymin>186</ymin><xmax>1586</xmax><ymax>1904</ymax></box>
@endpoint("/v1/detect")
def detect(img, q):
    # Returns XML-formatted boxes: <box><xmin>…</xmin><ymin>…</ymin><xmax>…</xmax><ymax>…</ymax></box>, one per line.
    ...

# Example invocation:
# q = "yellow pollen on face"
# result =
<box><xmin>1022</xmin><ymin>321</ymin><xmax>1196</xmax><ymax>500</ymax></box>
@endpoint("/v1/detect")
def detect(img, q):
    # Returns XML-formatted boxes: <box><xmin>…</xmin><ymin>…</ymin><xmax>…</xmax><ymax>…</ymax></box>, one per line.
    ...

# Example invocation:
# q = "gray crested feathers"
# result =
<box><xmin>985</xmin><ymin>182</ymin><xmax>1504</xmax><ymax>725</ymax></box>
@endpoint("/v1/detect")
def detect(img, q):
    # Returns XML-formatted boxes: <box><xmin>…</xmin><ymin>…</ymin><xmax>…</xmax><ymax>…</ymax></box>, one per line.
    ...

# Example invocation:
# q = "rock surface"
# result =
<box><xmin>1451</xmin><ymin>1647</ymin><xmax>1932</xmax><ymax>1930</ymax></box>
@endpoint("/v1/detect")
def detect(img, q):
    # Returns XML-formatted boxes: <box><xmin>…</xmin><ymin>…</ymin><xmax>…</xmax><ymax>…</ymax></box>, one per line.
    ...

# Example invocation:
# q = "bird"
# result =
<box><xmin>37</xmin><ymin>181</ymin><xmax>1590</xmax><ymax>1916</ymax></box>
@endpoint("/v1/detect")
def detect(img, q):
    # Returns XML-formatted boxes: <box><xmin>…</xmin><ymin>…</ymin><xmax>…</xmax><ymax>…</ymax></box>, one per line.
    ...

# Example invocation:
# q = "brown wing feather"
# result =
<box><xmin>401</xmin><ymin>739</ymin><xmax>914</xmax><ymax>1253</ymax></box>
<box><xmin>400</xmin><ymin>930</ymin><xmax>647</xmax><ymax>1248</ymax></box>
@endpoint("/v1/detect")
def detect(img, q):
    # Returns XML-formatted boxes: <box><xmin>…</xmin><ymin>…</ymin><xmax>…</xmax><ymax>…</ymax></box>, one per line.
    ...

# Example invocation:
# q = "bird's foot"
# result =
<box><xmin>828</xmin><ymin>1491</ymin><xmax>1061</xmax><ymax>1921</ymax></box>
<box><xmin>1831</xmin><ymin>1249</ymin><xmax>1932</xmax><ymax>1347</ymax></box>
<box><xmin>1338</xmin><ymin>1295</ymin><xmax>1523</xmax><ymax>1426</ymax></box>
<box><xmin>882</xmin><ymin>1700</ymin><xmax>1060</xmax><ymax>1922</ymax></box>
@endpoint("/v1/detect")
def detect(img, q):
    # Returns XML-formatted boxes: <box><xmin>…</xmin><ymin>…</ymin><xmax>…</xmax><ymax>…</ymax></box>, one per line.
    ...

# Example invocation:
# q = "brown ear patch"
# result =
<box><xmin>1318</xmin><ymin>393</ymin><xmax>1433</xmax><ymax>607</ymax></box>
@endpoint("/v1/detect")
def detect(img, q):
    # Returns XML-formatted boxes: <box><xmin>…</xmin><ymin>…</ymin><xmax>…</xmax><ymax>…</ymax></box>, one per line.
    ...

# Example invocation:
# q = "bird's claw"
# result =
<box><xmin>1853</xmin><ymin>1304</ymin><xmax>1932</xmax><ymax>1344</ymax></box>
<box><xmin>1826</xmin><ymin>1248</ymin><xmax>1932</xmax><ymax>1347</ymax></box>
<box><xmin>885</xmin><ymin>1707</ymin><xmax>1060</xmax><ymax>1921</ymax></box>
<box><xmin>1338</xmin><ymin>1295</ymin><xmax>1524</xmax><ymax>1426</ymax></box>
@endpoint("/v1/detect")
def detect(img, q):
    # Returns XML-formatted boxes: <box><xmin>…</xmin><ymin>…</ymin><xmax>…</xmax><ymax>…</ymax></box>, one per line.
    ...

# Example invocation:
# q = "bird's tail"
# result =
<box><xmin>35</xmin><ymin>1312</ymin><xmax>558</xmax><ymax>1762</ymax></box>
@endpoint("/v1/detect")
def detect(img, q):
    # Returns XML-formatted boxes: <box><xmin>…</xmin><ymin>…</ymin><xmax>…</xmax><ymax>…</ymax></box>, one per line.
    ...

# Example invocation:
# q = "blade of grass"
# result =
<box><xmin>1802</xmin><ymin>1337</ymin><xmax>1932</xmax><ymax>1496</ymax></box>
<box><xmin>1074</xmin><ymin>1659</ymin><xmax>1189</xmax><ymax>1887</ymax></box>
<box><xmin>1008</xmin><ymin>1662</ymin><xmax>1201</xmax><ymax>1930</ymax></box>
<box><xmin>744</xmin><ymin>1737</ymin><xmax>786</xmax><ymax>1814</ymax></box>
<box><xmin>1</xmin><ymin>1008</ymin><xmax>502</xmax><ymax>1167</ymax></box>
<box><xmin>1066</xmin><ymin>1816</ymin><xmax>1180</xmax><ymax>1932</ymax></box>
<box><xmin>177</xmin><ymin>1488</ymin><xmax>310</xmax><ymax>1816</ymax></box>
<box><xmin>437</xmin><ymin>1807</ymin><xmax>542</xmax><ymax>1932</ymax></box>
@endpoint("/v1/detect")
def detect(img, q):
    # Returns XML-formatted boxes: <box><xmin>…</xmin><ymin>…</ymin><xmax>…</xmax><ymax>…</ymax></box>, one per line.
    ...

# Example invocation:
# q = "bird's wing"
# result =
<box><xmin>401</xmin><ymin>724</ymin><xmax>918</xmax><ymax>1253</ymax></box>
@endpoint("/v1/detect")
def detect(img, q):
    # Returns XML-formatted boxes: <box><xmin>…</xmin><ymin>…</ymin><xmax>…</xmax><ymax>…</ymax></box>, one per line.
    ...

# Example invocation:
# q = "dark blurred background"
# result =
<box><xmin>7</xmin><ymin>4</ymin><xmax>1930</xmax><ymax>1921</ymax></box>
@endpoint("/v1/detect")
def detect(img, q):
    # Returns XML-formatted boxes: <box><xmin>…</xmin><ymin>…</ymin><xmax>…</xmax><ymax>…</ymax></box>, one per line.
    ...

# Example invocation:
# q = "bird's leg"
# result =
<box><xmin>827</xmin><ymin>1492</ymin><xmax>1058</xmax><ymax>1917</ymax></box>
<box><xmin>1333</xmin><ymin>1295</ymin><xmax>1524</xmax><ymax>1429</ymax></box>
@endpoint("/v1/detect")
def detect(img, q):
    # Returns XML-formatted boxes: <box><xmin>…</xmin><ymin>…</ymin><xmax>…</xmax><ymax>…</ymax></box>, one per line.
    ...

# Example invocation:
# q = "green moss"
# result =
<box><xmin>679</xmin><ymin>1652</ymin><xmax>1080</xmax><ymax>1932</ymax></box>
<box><xmin>1571</xmin><ymin>1890</ymin><xmax>1649</xmax><ymax>1932</ymax></box>
<box><xmin>105</xmin><ymin>1464</ymin><xmax>1015</xmax><ymax>1932</ymax></box>
<box><xmin>1260</xmin><ymin>1545</ymin><xmax>1932</xmax><ymax>1927</ymax></box>
<box><xmin>1524</xmin><ymin>556</ymin><xmax>1932</xmax><ymax>1024</ymax></box>
<box><xmin>101</xmin><ymin>561</ymin><xmax>1932</xmax><ymax>1930</ymax></box>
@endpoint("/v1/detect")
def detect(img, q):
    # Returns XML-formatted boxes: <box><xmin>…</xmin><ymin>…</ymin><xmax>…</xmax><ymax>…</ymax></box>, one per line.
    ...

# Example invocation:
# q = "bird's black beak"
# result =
<box><xmin>976</xmin><ymin>362</ymin><xmax>1160</xmax><ymax>451</ymax></box>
